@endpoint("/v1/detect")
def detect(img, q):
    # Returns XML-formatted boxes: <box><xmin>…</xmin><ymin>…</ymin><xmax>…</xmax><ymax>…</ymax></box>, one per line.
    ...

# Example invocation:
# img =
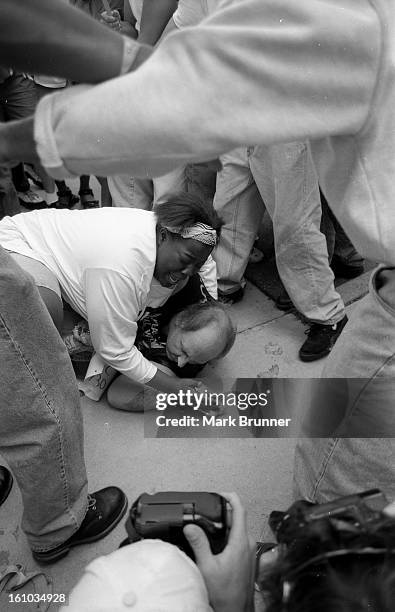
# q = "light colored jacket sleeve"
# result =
<box><xmin>173</xmin><ymin>0</ymin><xmax>207</xmax><ymax>29</ymax></box>
<box><xmin>83</xmin><ymin>267</ymin><xmax>157</xmax><ymax>384</ymax></box>
<box><xmin>34</xmin><ymin>0</ymin><xmax>380</xmax><ymax>179</ymax></box>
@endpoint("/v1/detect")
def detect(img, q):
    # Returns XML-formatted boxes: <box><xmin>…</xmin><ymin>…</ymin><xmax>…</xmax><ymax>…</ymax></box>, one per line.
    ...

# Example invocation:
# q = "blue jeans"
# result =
<box><xmin>107</xmin><ymin>166</ymin><xmax>187</xmax><ymax>209</ymax></box>
<box><xmin>294</xmin><ymin>266</ymin><xmax>395</xmax><ymax>501</ymax></box>
<box><xmin>0</xmin><ymin>246</ymin><xmax>88</xmax><ymax>551</ymax></box>
<box><xmin>214</xmin><ymin>144</ymin><xmax>345</xmax><ymax>324</ymax></box>
<box><xmin>0</xmin><ymin>73</ymin><xmax>39</xmax><ymax>217</ymax></box>
<box><xmin>0</xmin><ymin>163</ymin><xmax>20</xmax><ymax>220</ymax></box>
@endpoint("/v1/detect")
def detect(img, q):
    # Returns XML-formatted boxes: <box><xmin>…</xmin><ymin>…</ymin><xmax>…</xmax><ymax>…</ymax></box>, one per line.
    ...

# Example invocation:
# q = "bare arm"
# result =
<box><xmin>0</xmin><ymin>0</ymin><xmax>124</xmax><ymax>83</ymax></box>
<box><xmin>138</xmin><ymin>0</ymin><xmax>179</xmax><ymax>45</ymax></box>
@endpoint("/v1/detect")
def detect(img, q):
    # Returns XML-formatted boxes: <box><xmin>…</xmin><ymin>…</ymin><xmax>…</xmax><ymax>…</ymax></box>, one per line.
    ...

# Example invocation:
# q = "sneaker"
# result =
<box><xmin>32</xmin><ymin>486</ymin><xmax>127</xmax><ymax>564</ymax></box>
<box><xmin>17</xmin><ymin>189</ymin><xmax>47</xmax><ymax>210</ymax></box>
<box><xmin>299</xmin><ymin>315</ymin><xmax>348</xmax><ymax>362</ymax></box>
<box><xmin>50</xmin><ymin>188</ymin><xmax>79</xmax><ymax>209</ymax></box>
<box><xmin>331</xmin><ymin>254</ymin><xmax>364</xmax><ymax>279</ymax></box>
<box><xmin>79</xmin><ymin>188</ymin><xmax>100</xmax><ymax>209</ymax></box>
<box><xmin>217</xmin><ymin>286</ymin><xmax>245</xmax><ymax>305</ymax></box>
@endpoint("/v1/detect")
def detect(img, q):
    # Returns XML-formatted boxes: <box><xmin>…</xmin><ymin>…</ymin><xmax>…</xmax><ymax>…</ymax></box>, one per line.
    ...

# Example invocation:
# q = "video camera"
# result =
<box><xmin>120</xmin><ymin>491</ymin><xmax>232</xmax><ymax>560</ymax></box>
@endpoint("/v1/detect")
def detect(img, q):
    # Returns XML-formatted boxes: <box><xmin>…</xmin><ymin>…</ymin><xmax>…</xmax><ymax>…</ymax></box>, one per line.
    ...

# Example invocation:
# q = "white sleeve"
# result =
<box><xmin>83</xmin><ymin>267</ymin><xmax>157</xmax><ymax>384</ymax></box>
<box><xmin>199</xmin><ymin>255</ymin><xmax>217</xmax><ymax>299</ymax></box>
<box><xmin>34</xmin><ymin>0</ymin><xmax>379</xmax><ymax>180</ymax></box>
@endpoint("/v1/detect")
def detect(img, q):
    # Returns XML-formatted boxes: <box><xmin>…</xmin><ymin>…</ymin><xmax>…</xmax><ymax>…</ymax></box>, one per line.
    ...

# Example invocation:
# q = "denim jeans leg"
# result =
<box><xmin>320</xmin><ymin>197</ymin><xmax>336</xmax><ymax>261</ymax></box>
<box><xmin>0</xmin><ymin>246</ymin><xmax>88</xmax><ymax>551</ymax></box>
<box><xmin>1</xmin><ymin>73</ymin><xmax>38</xmax><ymax>122</ymax></box>
<box><xmin>294</xmin><ymin>267</ymin><xmax>395</xmax><ymax>501</ymax></box>
<box><xmin>322</xmin><ymin>196</ymin><xmax>363</xmax><ymax>263</ymax></box>
<box><xmin>153</xmin><ymin>166</ymin><xmax>187</xmax><ymax>206</ymax></box>
<box><xmin>213</xmin><ymin>148</ymin><xmax>265</xmax><ymax>294</ymax></box>
<box><xmin>250</xmin><ymin>143</ymin><xmax>345</xmax><ymax>324</ymax></box>
<box><xmin>0</xmin><ymin>162</ymin><xmax>21</xmax><ymax>219</ymax></box>
<box><xmin>107</xmin><ymin>175</ymin><xmax>153</xmax><ymax>209</ymax></box>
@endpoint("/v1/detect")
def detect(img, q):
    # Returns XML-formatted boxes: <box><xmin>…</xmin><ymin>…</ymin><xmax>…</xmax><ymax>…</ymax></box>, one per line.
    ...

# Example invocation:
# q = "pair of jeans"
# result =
<box><xmin>107</xmin><ymin>166</ymin><xmax>187</xmax><ymax>209</ymax></box>
<box><xmin>213</xmin><ymin>144</ymin><xmax>345</xmax><ymax>324</ymax></box>
<box><xmin>293</xmin><ymin>266</ymin><xmax>395</xmax><ymax>502</ymax></box>
<box><xmin>0</xmin><ymin>73</ymin><xmax>39</xmax><ymax>211</ymax></box>
<box><xmin>0</xmin><ymin>246</ymin><xmax>88</xmax><ymax>551</ymax></box>
<box><xmin>320</xmin><ymin>197</ymin><xmax>364</xmax><ymax>265</ymax></box>
<box><xmin>0</xmin><ymin>163</ymin><xmax>20</xmax><ymax>220</ymax></box>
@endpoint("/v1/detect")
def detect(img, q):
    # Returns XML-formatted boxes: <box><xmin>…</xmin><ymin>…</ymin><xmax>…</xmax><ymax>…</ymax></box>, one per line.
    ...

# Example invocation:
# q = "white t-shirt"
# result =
<box><xmin>0</xmin><ymin>208</ymin><xmax>159</xmax><ymax>384</ymax></box>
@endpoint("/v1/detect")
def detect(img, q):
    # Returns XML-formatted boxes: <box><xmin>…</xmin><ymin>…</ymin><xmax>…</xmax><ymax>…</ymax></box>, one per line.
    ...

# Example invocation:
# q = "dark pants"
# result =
<box><xmin>0</xmin><ymin>74</ymin><xmax>38</xmax><ymax>214</ymax></box>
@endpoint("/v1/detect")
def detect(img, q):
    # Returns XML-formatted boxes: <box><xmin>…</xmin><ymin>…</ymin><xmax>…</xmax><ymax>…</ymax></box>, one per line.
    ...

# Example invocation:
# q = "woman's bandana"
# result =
<box><xmin>165</xmin><ymin>222</ymin><xmax>217</xmax><ymax>246</ymax></box>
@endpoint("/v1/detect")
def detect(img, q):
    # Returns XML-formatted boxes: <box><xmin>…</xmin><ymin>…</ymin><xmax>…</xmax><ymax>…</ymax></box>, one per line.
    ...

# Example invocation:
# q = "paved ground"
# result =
<box><xmin>0</xmin><ymin>177</ymin><xmax>371</xmax><ymax>610</ymax></box>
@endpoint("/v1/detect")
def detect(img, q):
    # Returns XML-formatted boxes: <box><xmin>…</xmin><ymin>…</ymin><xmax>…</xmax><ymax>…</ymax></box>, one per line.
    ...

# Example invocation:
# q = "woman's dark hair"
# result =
<box><xmin>155</xmin><ymin>192</ymin><xmax>223</xmax><ymax>239</ymax></box>
<box><xmin>260</xmin><ymin>507</ymin><xmax>395</xmax><ymax>612</ymax></box>
<box><xmin>172</xmin><ymin>302</ymin><xmax>236</xmax><ymax>359</ymax></box>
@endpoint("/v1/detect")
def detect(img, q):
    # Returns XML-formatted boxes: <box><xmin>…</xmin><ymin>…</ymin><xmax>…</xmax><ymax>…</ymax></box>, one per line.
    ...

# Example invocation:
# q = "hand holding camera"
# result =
<box><xmin>123</xmin><ymin>491</ymin><xmax>256</xmax><ymax>612</ymax></box>
<box><xmin>184</xmin><ymin>492</ymin><xmax>256</xmax><ymax>612</ymax></box>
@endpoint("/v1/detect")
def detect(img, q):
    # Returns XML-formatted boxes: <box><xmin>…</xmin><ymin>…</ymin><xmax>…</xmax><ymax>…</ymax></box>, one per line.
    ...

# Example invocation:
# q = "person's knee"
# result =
<box><xmin>0</xmin><ymin>259</ymin><xmax>36</xmax><ymax>296</ymax></box>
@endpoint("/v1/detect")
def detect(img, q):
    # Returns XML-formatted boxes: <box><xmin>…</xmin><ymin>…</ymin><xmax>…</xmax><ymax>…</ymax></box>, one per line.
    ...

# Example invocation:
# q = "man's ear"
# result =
<box><xmin>158</xmin><ymin>226</ymin><xmax>168</xmax><ymax>244</ymax></box>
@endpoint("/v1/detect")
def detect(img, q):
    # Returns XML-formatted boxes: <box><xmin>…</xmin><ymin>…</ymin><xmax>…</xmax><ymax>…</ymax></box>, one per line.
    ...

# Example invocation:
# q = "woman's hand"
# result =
<box><xmin>147</xmin><ymin>369</ymin><xmax>205</xmax><ymax>395</ymax></box>
<box><xmin>100</xmin><ymin>10</ymin><xmax>121</xmax><ymax>30</ymax></box>
<box><xmin>184</xmin><ymin>492</ymin><xmax>256</xmax><ymax>612</ymax></box>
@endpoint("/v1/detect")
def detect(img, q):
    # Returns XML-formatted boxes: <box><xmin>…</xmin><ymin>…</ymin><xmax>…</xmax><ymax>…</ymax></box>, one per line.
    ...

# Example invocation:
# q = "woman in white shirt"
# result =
<box><xmin>0</xmin><ymin>192</ymin><xmax>221</xmax><ymax>393</ymax></box>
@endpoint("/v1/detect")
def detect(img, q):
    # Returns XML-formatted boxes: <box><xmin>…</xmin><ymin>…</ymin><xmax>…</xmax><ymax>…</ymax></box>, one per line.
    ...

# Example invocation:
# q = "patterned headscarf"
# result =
<box><xmin>164</xmin><ymin>222</ymin><xmax>217</xmax><ymax>246</ymax></box>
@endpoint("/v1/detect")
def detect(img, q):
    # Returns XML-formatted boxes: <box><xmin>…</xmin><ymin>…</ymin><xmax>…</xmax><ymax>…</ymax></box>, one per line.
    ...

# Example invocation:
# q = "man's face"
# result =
<box><xmin>154</xmin><ymin>230</ymin><xmax>212</xmax><ymax>288</ymax></box>
<box><xmin>166</xmin><ymin>321</ymin><xmax>224</xmax><ymax>368</ymax></box>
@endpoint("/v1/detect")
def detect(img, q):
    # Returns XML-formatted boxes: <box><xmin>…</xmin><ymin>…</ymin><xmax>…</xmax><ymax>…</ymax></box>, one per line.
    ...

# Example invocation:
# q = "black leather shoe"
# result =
<box><xmin>331</xmin><ymin>255</ymin><xmax>364</xmax><ymax>279</ymax></box>
<box><xmin>0</xmin><ymin>466</ymin><xmax>13</xmax><ymax>507</ymax></box>
<box><xmin>32</xmin><ymin>486</ymin><xmax>127</xmax><ymax>564</ymax></box>
<box><xmin>50</xmin><ymin>188</ymin><xmax>79</xmax><ymax>209</ymax></box>
<box><xmin>299</xmin><ymin>315</ymin><xmax>348</xmax><ymax>362</ymax></box>
<box><xmin>217</xmin><ymin>286</ymin><xmax>244</xmax><ymax>305</ymax></box>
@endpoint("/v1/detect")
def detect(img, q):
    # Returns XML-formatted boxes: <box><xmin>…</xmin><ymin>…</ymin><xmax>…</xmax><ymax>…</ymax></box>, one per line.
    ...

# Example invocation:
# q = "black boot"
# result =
<box><xmin>32</xmin><ymin>487</ymin><xmax>127</xmax><ymax>564</ymax></box>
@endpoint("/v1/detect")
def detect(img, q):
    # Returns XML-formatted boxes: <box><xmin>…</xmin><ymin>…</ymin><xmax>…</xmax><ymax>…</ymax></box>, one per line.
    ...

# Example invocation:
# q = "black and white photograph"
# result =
<box><xmin>0</xmin><ymin>1</ymin><xmax>395</xmax><ymax>610</ymax></box>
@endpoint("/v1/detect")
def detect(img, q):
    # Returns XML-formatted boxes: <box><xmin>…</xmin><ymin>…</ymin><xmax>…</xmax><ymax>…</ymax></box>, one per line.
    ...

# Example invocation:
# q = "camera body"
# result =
<box><xmin>269</xmin><ymin>488</ymin><xmax>389</xmax><ymax>546</ymax></box>
<box><xmin>122</xmin><ymin>491</ymin><xmax>232</xmax><ymax>559</ymax></box>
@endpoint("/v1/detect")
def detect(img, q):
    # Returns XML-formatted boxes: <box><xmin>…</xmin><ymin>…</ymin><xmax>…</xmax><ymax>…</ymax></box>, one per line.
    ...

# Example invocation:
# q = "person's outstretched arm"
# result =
<box><xmin>0</xmin><ymin>0</ymin><xmax>135</xmax><ymax>83</ymax></box>
<box><xmin>0</xmin><ymin>0</ymin><xmax>379</xmax><ymax>179</ymax></box>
